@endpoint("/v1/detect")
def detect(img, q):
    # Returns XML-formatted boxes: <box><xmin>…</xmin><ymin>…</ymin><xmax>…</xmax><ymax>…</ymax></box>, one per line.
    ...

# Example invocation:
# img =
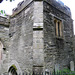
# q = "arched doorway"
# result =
<box><xmin>8</xmin><ymin>65</ymin><xmax>18</xmax><ymax>75</ymax></box>
<box><xmin>8</xmin><ymin>60</ymin><xmax>22</xmax><ymax>75</ymax></box>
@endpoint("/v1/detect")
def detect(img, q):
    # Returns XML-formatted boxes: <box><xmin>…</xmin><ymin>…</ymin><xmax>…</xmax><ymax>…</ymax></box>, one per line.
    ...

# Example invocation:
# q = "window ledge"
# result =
<box><xmin>55</xmin><ymin>36</ymin><xmax>64</xmax><ymax>40</ymax></box>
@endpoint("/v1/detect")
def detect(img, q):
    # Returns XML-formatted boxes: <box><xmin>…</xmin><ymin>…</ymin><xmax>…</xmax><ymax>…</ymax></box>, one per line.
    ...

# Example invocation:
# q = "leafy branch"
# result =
<box><xmin>0</xmin><ymin>0</ymin><xmax>15</xmax><ymax>3</ymax></box>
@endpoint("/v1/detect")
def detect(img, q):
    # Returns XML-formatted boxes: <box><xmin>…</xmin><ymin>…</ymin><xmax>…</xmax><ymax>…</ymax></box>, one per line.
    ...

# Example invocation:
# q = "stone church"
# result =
<box><xmin>0</xmin><ymin>0</ymin><xmax>74</xmax><ymax>75</ymax></box>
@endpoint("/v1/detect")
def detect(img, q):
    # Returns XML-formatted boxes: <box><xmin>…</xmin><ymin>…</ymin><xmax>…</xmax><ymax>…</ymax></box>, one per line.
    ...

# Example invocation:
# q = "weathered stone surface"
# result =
<box><xmin>9</xmin><ymin>1</ymin><xmax>34</xmax><ymax>73</ymax></box>
<box><xmin>0</xmin><ymin>16</ymin><xmax>9</xmax><ymax>73</ymax></box>
<box><xmin>33</xmin><ymin>1</ymin><xmax>44</xmax><ymax>68</ymax></box>
<box><xmin>0</xmin><ymin>0</ymin><xmax>74</xmax><ymax>74</ymax></box>
<box><xmin>44</xmin><ymin>0</ymin><xmax>74</xmax><ymax>71</ymax></box>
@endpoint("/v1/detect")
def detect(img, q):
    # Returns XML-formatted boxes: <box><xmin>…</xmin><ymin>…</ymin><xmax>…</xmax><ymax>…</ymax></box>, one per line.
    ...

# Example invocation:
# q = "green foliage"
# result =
<box><xmin>1</xmin><ymin>10</ymin><xmax>3</xmax><ymax>14</ymax></box>
<box><xmin>38</xmin><ymin>26</ymin><xmax>41</xmax><ymax>28</ymax></box>
<box><xmin>0</xmin><ymin>0</ymin><xmax>3</xmax><ymax>3</ymax></box>
<box><xmin>0</xmin><ymin>0</ymin><xmax>15</xmax><ymax>3</ymax></box>
<box><xmin>6</xmin><ymin>0</ymin><xmax>15</xmax><ymax>2</ymax></box>
<box><xmin>12</xmin><ymin>65</ymin><xmax>17</xmax><ymax>70</ymax></box>
<box><xmin>10</xmin><ymin>0</ymin><xmax>15</xmax><ymax>2</ymax></box>
<box><xmin>0</xmin><ymin>10</ymin><xmax>6</xmax><ymax>16</ymax></box>
<box><xmin>54</xmin><ymin>68</ymin><xmax>75</xmax><ymax>75</ymax></box>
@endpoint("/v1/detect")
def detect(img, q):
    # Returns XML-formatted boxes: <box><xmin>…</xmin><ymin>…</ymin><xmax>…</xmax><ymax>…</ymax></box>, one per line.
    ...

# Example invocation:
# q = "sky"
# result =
<box><xmin>0</xmin><ymin>0</ymin><xmax>75</xmax><ymax>34</ymax></box>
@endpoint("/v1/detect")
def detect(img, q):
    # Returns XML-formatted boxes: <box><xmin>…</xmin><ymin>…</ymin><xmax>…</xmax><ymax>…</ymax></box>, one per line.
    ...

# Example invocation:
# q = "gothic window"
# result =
<box><xmin>54</xmin><ymin>18</ymin><xmax>63</xmax><ymax>38</ymax></box>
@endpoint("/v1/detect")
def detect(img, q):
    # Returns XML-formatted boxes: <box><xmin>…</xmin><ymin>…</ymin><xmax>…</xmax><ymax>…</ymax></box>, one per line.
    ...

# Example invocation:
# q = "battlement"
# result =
<box><xmin>44</xmin><ymin>0</ymin><xmax>71</xmax><ymax>17</ymax></box>
<box><xmin>12</xmin><ymin>0</ymin><xmax>33</xmax><ymax>17</ymax></box>
<box><xmin>12</xmin><ymin>0</ymin><xmax>71</xmax><ymax>17</ymax></box>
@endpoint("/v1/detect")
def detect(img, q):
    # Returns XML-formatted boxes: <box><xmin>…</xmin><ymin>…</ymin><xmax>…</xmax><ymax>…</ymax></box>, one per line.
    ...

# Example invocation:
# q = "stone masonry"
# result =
<box><xmin>0</xmin><ymin>0</ymin><xmax>74</xmax><ymax>74</ymax></box>
<box><xmin>43</xmin><ymin>0</ymin><xmax>74</xmax><ymax>71</ymax></box>
<box><xmin>0</xmin><ymin>16</ymin><xmax>9</xmax><ymax>74</ymax></box>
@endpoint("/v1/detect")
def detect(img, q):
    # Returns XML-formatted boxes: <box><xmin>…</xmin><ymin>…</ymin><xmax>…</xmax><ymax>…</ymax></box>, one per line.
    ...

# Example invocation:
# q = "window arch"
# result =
<box><xmin>8</xmin><ymin>66</ymin><xmax>17</xmax><ymax>75</ymax></box>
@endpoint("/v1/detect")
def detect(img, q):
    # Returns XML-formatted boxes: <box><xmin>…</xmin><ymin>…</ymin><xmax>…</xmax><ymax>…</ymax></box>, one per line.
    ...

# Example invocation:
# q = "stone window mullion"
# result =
<box><xmin>59</xmin><ymin>21</ymin><xmax>62</xmax><ymax>37</ymax></box>
<box><xmin>56</xmin><ymin>20</ymin><xmax>58</xmax><ymax>37</ymax></box>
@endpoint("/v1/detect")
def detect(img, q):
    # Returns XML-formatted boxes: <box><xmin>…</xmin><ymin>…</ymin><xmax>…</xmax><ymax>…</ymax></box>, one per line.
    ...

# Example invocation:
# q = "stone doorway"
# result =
<box><xmin>8</xmin><ymin>66</ymin><xmax>17</xmax><ymax>75</ymax></box>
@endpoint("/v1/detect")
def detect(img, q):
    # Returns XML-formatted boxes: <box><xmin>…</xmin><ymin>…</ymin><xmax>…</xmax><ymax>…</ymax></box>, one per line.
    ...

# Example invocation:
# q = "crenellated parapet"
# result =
<box><xmin>44</xmin><ymin>0</ymin><xmax>71</xmax><ymax>17</ymax></box>
<box><xmin>12</xmin><ymin>0</ymin><xmax>71</xmax><ymax>18</ymax></box>
<box><xmin>12</xmin><ymin>0</ymin><xmax>33</xmax><ymax>17</ymax></box>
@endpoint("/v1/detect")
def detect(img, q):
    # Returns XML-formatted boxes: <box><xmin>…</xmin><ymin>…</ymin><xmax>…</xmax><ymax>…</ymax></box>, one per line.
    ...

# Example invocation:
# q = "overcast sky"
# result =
<box><xmin>61</xmin><ymin>0</ymin><xmax>75</xmax><ymax>34</ymax></box>
<box><xmin>0</xmin><ymin>0</ymin><xmax>75</xmax><ymax>34</ymax></box>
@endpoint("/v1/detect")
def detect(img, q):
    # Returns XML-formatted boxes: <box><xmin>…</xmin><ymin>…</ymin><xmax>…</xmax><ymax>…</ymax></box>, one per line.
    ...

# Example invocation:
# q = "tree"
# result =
<box><xmin>0</xmin><ymin>10</ymin><xmax>6</xmax><ymax>16</ymax></box>
<box><xmin>0</xmin><ymin>0</ymin><xmax>14</xmax><ymax>3</ymax></box>
<box><xmin>0</xmin><ymin>0</ymin><xmax>3</xmax><ymax>3</ymax></box>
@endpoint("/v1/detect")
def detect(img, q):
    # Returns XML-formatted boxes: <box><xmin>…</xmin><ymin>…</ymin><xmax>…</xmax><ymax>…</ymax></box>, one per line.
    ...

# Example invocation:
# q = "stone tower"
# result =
<box><xmin>0</xmin><ymin>0</ymin><xmax>74</xmax><ymax>74</ymax></box>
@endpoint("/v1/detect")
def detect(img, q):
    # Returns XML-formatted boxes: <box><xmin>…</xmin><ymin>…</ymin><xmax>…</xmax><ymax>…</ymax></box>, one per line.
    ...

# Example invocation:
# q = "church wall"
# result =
<box><xmin>0</xmin><ymin>16</ymin><xmax>9</xmax><ymax>73</ymax></box>
<box><xmin>0</xmin><ymin>0</ymin><xmax>74</xmax><ymax>74</ymax></box>
<box><xmin>9</xmin><ymin>0</ymin><xmax>34</xmax><ymax>73</ymax></box>
<box><xmin>44</xmin><ymin>0</ymin><xmax>74</xmax><ymax>71</ymax></box>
